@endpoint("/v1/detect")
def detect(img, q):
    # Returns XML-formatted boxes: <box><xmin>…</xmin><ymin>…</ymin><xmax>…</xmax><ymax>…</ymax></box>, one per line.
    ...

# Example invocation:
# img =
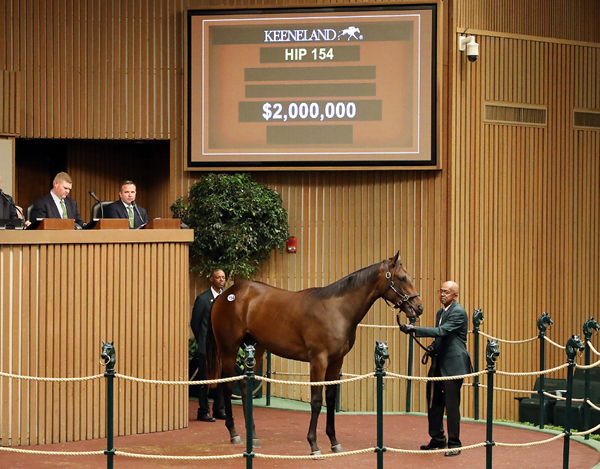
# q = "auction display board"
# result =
<box><xmin>187</xmin><ymin>6</ymin><xmax>436</xmax><ymax>168</ymax></box>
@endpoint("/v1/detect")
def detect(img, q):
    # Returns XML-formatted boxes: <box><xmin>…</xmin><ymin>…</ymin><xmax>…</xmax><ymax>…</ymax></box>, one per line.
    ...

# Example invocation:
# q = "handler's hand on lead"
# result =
<box><xmin>399</xmin><ymin>324</ymin><xmax>416</xmax><ymax>334</ymax></box>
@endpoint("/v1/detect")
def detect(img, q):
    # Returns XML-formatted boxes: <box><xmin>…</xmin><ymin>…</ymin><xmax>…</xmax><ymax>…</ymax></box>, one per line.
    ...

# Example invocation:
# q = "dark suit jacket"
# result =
<box><xmin>104</xmin><ymin>200</ymin><xmax>148</xmax><ymax>229</ymax></box>
<box><xmin>190</xmin><ymin>289</ymin><xmax>218</xmax><ymax>355</ymax></box>
<box><xmin>414</xmin><ymin>301</ymin><xmax>473</xmax><ymax>377</ymax></box>
<box><xmin>0</xmin><ymin>193</ymin><xmax>19</xmax><ymax>219</ymax></box>
<box><xmin>30</xmin><ymin>193</ymin><xmax>84</xmax><ymax>227</ymax></box>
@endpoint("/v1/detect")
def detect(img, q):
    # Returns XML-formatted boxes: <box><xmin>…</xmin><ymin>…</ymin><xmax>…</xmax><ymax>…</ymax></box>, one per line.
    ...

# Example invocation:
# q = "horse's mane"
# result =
<box><xmin>309</xmin><ymin>261</ymin><xmax>381</xmax><ymax>299</ymax></box>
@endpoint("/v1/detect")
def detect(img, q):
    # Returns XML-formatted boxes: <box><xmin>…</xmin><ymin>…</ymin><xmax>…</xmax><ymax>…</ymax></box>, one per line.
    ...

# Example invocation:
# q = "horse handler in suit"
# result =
<box><xmin>399</xmin><ymin>281</ymin><xmax>473</xmax><ymax>457</ymax></box>
<box><xmin>190</xmin><ymin>269</ymin><xmax>226</xmax><ymax>422</ymax></box>
<box><xmin>30</xmin><ymin>171</ymin><xmax>85</xmax><ymax>228</ymax></box>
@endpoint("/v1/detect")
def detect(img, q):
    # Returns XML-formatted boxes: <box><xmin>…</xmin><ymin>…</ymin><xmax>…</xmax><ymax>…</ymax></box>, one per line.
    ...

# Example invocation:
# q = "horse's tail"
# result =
<box><xmin>205</xmin><ymin>313</ymin><xmax>221</xmax><ymax>386</ymax></box>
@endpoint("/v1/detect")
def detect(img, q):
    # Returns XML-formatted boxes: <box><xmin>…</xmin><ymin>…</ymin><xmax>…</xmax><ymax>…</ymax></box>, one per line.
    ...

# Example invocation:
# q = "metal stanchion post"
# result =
<box><xmin>537</xmin><ymin>312</ymin><xmax>553</xmax><ymax>429</ymax></box>
<box><xmin>472</xmin><ymin>309</ymin><xmax>484</xmax><ymax>420</ymax></box>
<box><xmin>101</xmin><ymin>342</ymin><xmax>116</xmax><ymax>469</ymax></box>
<box><xmin>243</xmin><ymin>344</ymin><xmax>256</xmax><ymax>469</ymax></box>
<box><xmin>563</xmin><ymin>335</ymin><xmax>585</xmax><ymax>469</ymax></box>
<box><xmin>374</xmin><ymin>342</ymin><xmax>389</xmax><ymax>469</ymax></box>
<box><xmin>485</xmin><ymin>339</ymin><xmax>499</xmax><ymax>469</ymax></box>
<box><xmin>266</xmin><ymin>351</ymin><xmax>271</xmax><ymax>407</ymax></box>
<box><xmin>405</xmin><ymin>316</ymin><xmax>415</xmax><ymax>412</ymax></box>
<box><xmin>582</xmin><ymin>318</ymin><xmax>599</xmax><ymax>440</ymax></box>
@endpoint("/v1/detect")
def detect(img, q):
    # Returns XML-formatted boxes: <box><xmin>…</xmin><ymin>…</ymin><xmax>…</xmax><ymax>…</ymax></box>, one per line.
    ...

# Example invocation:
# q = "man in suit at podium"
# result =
<box><xmin>30</xmin><ymin>172</ymin><xmax>85</xmax><ymax>228</ymax></box>
<box><xmin>105</xmin><ymin>180</ymin><xmax>148</xmax><ymax>229</ymax></box>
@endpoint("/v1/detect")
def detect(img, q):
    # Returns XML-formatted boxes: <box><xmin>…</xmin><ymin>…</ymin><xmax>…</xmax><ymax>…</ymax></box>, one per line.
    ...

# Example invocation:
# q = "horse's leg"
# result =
<box><xmin>325</xmin><ymin>360</ymin><xmax>344</xmax><ymax>453</ymax></box>
<box><xmin>307</xmin><ymin>356</ymin><xmax>327</xmax><ymax>455</ymax></box>
<box><xmin>221</xmin><ymin>356</ymin><xmax>242</xmax><ymax>445</ymax></box>
<box><xmin>307</xmin><ymin>384</ymin><xmax>324</xmax><ymax>455</ymax></box>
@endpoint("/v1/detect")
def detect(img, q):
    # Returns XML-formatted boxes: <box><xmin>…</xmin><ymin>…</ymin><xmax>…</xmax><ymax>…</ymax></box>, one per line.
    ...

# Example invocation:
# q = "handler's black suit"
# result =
<box><xmin>104</xmin><ymin>200</ymin><xmax>148</xmax><ymax>229</ymax></box>
<box><xmin>191</xmin><ymin>288</ymin><xmax>225</xmax><ymax>420</ymax></box>
<box><xmin>30</xmin><ymin>193</ymin><xmax>85</xmax><ymax>228</ymax></box>
<box><xmin>0</xmin><ymin>192</ymin><xmax>19</xmax><ymax>219</ymax></box>
<box><xmin>413</xmin><ymin>301</ymin><xmax>473</xmax><ymax>450</ymax></box>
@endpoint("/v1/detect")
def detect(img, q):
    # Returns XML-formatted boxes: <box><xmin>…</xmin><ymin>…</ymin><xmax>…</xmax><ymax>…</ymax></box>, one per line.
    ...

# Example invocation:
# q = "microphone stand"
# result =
<box><xmin>88</xmin><ymin>191</ymin><xmax>104</xmax><ymax>219</ymax></box>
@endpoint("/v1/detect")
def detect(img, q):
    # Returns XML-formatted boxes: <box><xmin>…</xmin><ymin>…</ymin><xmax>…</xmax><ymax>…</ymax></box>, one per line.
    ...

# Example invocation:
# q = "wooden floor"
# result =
<box><xmin>2</xmin><ymin>399</ymin><xmax>599</xmax><ymax>468</ymax></box>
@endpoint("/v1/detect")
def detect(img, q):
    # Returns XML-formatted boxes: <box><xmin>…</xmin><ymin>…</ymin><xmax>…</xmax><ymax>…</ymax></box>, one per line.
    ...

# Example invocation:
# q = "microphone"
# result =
<box><xmin>131</xmin><ymin>201</ymin><xmax>147</xmax><ymax>227</ymax></box>
<box><xmin>0</xmin><ymin>188</ymin><xmax>25</xmax><ymax>220</ymax></box>
<box><xmin>88</xmin><ymin>191</ymin><xmax>104</xmax><ymax>219</ymax></box>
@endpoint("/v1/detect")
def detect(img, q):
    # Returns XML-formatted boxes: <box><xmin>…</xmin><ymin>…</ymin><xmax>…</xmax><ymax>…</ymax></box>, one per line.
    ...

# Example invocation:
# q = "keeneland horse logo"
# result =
<box><xmin>338</xmin><ymin>26</ymin><xmax>362</xmax><ymax>40</ymax></box>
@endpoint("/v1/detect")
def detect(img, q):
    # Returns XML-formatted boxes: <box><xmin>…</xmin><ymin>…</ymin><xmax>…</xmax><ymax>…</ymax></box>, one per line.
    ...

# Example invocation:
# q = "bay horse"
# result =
<box><xmin>207</xmin><ymin>252</ymin><xmax>423</xmax><ymax>455</ymax></box>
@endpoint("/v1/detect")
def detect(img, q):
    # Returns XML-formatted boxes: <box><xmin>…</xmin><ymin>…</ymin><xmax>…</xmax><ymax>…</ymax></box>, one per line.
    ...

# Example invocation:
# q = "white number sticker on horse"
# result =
<box><xmin>227</xmin><ymin>294</ymin><xmax>235</xmax><ymax>302</ymax></box>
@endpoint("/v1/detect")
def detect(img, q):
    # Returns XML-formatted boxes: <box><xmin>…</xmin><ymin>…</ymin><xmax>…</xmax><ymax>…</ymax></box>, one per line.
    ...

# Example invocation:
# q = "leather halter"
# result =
<box><xmin>384</xmin><ymin>269</ymin><xmax>420</xmax><ymax>309</ymax></box>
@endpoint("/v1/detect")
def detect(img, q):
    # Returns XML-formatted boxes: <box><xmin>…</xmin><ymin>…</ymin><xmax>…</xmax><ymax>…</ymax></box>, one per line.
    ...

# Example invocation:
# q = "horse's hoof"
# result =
<box><xmin>252</xmin><ymin>439</ymin><xmax>261</xmax><ymax>448</ymax></box>
<box><xmin>310</xmin><ymin>450</ymin><xmax>322</xmax><ymax>457</ymax></box>
<box><xmin>331</xmin><ymin>444</ymin><xmax>344</xmax><ymax>453</ymax></box>
<box><xmin>231</xmin><ymin>436</ymin><xmax>243</xmax><ymax>445</ymax></box>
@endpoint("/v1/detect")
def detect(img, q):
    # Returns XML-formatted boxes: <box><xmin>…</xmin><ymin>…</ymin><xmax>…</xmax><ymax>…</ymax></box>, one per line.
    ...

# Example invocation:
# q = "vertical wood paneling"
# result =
<box><xmin>452</xmin><ymin>28</ymin><xmax>600</xmax><ymax>420</ymax></box>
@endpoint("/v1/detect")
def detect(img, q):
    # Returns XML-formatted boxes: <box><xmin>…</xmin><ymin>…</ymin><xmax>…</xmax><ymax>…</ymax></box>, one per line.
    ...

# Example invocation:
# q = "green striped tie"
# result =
<box><xmin>127</xmin><ymin>205</ymin><xmax>134</xmax><ymax>228</ymax></box>
<box><xmin>60</xmin><ymin>199</ymin><xmax>68</xmax><ymax>219</ymax></box>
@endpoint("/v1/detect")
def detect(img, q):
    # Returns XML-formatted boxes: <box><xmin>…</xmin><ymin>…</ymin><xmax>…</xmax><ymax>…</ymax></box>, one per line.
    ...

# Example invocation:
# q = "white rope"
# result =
<box><xmin>0</xmin><ymin>447</ymin><xmax>104</xmax><ymax>456</ymax></box>
<box><xmin>115</xmin><ymin>450</ymin><xmax>244</xmax><ymax>460</ymax></box>
<box><xmin>495</xmin><ymin>432</ymin><xmax>564</xmax><ymax>447</ymax></box>
<box><xmin>575</xmin><ymin>358</ymin><xmax>600</xmax><ymax>369</ymax></box>
<box><xmin>544</xmin><ymin>335</ymin><xmax>566</xmax><ymax>349</ymax></box>
<box><xmin>588</xmin><ymin>342</ymin><xmax>600</xmax><ymax>356</ymax></box>
<box><xmin>0</xmin><ymin>371</ymin><xmax>104</xmax><ymax>382</ymax></box>
<box><xmin>114</xmin><ymin>373</ymin><xmax>243</xmax><ymax>385</ymax></box>
<box><xmin>573</xmin><ymin>422</ymin><xmax>600</xmax><ymax>436</ymax></box>
<box><xmin>479</xmin><ymin>331</ymin><xmax>538</xmax><ymax>344</ymax></box>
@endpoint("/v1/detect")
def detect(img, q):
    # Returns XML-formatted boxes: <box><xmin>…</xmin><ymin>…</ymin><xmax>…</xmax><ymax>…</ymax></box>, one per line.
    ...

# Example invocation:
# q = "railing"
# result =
<box><xmin>1</xmin><ymin>321</ymin><xmax>599</xmax><ymax>468</ymax></box>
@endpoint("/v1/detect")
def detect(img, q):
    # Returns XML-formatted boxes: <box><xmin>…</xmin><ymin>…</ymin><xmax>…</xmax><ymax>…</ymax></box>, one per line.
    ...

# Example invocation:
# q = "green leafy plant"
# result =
<box><xmin>171</xmin><ymin>173</ymin><xmax>289</xmax><ymax>280</ymax></box>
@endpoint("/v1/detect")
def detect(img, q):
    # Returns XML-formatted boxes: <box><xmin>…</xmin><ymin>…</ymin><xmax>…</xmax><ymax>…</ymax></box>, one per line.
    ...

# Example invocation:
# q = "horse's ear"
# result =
<box><xmin>391</xmin><ymin>251</ymin><xmax>400</xmax><ymax>265</ymax></box>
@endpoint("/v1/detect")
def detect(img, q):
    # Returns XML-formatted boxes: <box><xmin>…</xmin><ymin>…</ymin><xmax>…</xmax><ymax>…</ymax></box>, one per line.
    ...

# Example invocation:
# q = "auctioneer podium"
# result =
<box><xmin>0</xmin><ymin>223</ymin><xmax>193</xmax><ymax>446</ymax></box>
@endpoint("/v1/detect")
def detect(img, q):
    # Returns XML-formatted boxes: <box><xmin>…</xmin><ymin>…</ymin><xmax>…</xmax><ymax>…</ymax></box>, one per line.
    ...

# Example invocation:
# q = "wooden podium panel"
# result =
<box><xmin>34</xmin><ymin>218</ymin><xmax>75</xmax><ymax>230</ymax></box>
<box><xmin>0</xmin><ymin>230</ymin><xmax>193</xmax><ymax>446</ymax></box>
<box><xmin>145</xmin><ymin>218</ymin><xmax>180</xmax><ymax>229</ymax></box>
<box><xmin>92</xmin><ymin>218</ymin><xmax>129</xmax><ymax>229</ymax></box>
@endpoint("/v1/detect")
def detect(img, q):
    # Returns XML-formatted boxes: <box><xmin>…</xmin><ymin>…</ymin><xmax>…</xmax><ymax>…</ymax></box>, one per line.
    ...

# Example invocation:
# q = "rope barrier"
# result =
<box><xmin>114</xmin><ymin>450</ymin><xmax>244</xmax><ymax>461</ymax></box>
<box><xmin>495</xmin><ymin>432</ymin><xmax>564</xmax><ymax>447</ymax></box>
<box><xmin>114</xmin><ymin>373</ymin><xmax>243</xmax><ymax>385</ymax></box>
<box><xmin>589</xmin><ymin>342</ymin><xmax>600</xmax><ymax>356</ymax></box>
<box><xmin>0</xmin><ymin>371</ymin><xmax>103</xmax><ymax>382</ymax></box>
<box><xmin>575</xmin><ymin>357</ymin><xmax>600</xmax><ymax>369</ymax></box>
<box><xmin>544</xmin><ymin>335</ymin><xmax>566</xmax><ymax>349</ymax></box>
<box><xmin>479</xmin><ymin>331</ymin><xmax>538</xmax><ymax>344</ymax></box>
<box><xmin>0</xmin><ymin>447</ymin><xmax>104</xmax><ymax>456</ymax></box>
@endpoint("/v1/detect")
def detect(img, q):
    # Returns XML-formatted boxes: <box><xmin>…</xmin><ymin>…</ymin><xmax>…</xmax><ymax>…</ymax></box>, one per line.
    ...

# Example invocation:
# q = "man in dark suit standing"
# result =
<box><xmin>105</xmin><ymin>180</ymin><xmax>148</xmax><ymax>229</ymax></box>
<box><xmin>190</xmin><ymin>268</ymin><xmax>227</xmax><ymax>422</ymax></box>
<box><xmin>399</xmin><ymin>281</ymin><xmax>473</xmax><ymax>457</ymax></box>
<box><xmin>30</xmin><ymin>172</ymin><xmax>85</xmax><ymax>228</ymax></box>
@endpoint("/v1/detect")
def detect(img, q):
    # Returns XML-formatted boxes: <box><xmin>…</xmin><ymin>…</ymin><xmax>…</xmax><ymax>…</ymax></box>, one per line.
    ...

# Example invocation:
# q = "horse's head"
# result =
<box><xmin>565</xmin><ymin>334</ymin><xmax>585</xmax><ymax>360</ymax></box>
<box><xmin>583</xmin><ymin>317</ymin><xmax>600</xmax><ymax>340</ymax></box>
<box><xmin>374</xmin><ymin>341</ymin><xmax>389</xmax><ymax>368</ymax></box>
<box><xmin>101</xmin><ymin>341</ymin><xmax>116</xmax><ymax>368</ymax></box>
<box><xmin>382</xmin><ymin>252</ymin><xmax>424</xmax><ymax>319</ymax></box>
<box><xmin>486</xmin><ymin>339</ymin><xmax>500</xmax><ymax>368</ymax></box>
<box><xmin>537</xmin><ymin>312</ymin><xmax>553</xmax><ymax>333</ymax></box>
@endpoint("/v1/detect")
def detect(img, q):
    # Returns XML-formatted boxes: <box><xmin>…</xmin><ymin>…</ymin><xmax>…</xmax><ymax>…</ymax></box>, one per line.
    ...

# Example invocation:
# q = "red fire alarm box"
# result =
<box><xmin>286</xmin><ymin>237</ymin><xmax>297</xmax><ymax>253</ymax></box>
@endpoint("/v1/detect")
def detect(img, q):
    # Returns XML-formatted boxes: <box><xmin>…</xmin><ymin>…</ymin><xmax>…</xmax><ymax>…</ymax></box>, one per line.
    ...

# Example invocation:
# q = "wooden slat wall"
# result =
<box><xmin>0</xmin><ymin>0</ymin><xmax>598</xmax><ymax>429</ymax></box>
<box><xmin>0</xmin><ymin>70</ymin><xmax>19</xmax><ymax>135</ymax></box>
<box><xmin>0</xmin><ymin>232</ymin><xmax>190</xmax><ymax>445</ymax></box>
<box><xmin>452</xmin><ymin>4</ymin><xmax>600</xmax><ymax>420</ymax></box>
